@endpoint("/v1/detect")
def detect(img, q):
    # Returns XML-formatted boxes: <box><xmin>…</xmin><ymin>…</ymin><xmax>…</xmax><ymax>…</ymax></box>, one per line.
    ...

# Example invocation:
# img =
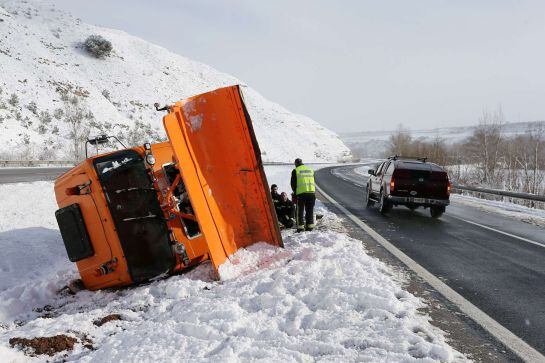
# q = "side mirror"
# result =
<box><xmin>368</xmin><ymin>169</ymin><xmax>375</xmax><ymax>176</ymax></box>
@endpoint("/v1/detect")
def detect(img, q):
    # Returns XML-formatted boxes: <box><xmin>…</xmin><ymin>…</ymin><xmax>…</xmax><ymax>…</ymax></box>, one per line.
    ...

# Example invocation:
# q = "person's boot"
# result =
<box><xmin>305</xmin><ymin>223</ymin><xmax>315</xmax><ymax>231</ymax></box>
<box><xmin>296</xmin><ymin>224</ymin><xmax>305</xmax><ymax>233</ymax></box>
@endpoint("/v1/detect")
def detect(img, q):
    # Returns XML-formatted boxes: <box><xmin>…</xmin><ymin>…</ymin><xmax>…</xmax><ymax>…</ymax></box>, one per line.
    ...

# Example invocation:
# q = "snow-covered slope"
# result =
<box><xmin>0</xmin><ymin>0</ymin><xmax>351</xmax><ymax>162</ymax></box>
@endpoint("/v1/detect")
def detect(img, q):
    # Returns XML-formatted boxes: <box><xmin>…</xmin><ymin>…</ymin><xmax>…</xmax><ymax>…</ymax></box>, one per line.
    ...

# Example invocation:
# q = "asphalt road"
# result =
<box><xmin>317</xmin><ymin>165</ymin><xmax>545</xmax><ymax>355</ymax></box>
<box><xmin>0</xmin><ymin>167</ymin><xmax>71</xmax><ymax>184</ymax></box>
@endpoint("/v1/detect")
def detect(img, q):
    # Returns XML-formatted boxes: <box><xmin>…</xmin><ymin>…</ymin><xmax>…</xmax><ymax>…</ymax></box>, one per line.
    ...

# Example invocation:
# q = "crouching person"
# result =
<box><xmin>276</xmin><ymin>192</ymin><xmax>295</xmax><ymax>228</ymax></box>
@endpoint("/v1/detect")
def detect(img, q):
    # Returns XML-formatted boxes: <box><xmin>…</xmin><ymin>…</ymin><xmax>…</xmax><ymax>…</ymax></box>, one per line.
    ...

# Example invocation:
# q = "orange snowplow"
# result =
<box><xmin>54</xmin><ymin>85</ymin><xmax>283</xmax><ymax>290</ymax></box>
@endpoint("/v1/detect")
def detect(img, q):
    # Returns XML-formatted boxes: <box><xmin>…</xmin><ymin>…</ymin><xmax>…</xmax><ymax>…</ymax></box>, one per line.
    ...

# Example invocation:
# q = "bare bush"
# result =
<box><xmin>26</xmin><ymin>101</ymin><xmax>38</xmax><ymax>115</ymax></box>
<box><xmin>464</xmin><ymin>107</ymin><xmax>505</xmax><ymax>185</ymax></box>
<box><xmin>101</xmin><ymin>89</ymin><xmax>111</xmax><ymax>100</ymax></box>
<box><xmin>385</xmin><ymin>125</ymin><xmax>448</xmax><ymax>166</ymax></box>
<box><xmin>83</xmin><ymin>35</ymin><xmax>113</xmax><ymax>58</ymax></box>
<box><xmin>444</xmin><ymin>109</ymin><xmax>545</xmax><ymax>208</ymax></box>
<box><xmin>58</xmin><ymin>90</ymin><xmax>94</xmax><ymax>160</ymax></box>
<box><xmin>8</xmin><ymin>93</ymin><xmax>19</xmax><ymax>107</ymax></box>
<box><xmin>121</xmin><ymin>120</ymin><xmax>162</xmax><ymax>147</ymax></box>
<box><xmin>53</xmin><ymin>108</ymin><xmax>64</xmax><ymax>120</ymax></box>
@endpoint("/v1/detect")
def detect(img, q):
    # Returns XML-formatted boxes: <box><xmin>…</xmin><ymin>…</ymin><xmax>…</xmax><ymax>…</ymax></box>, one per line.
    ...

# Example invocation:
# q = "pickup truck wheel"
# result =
<box><xmin>430</xmin><ymin>206</ymin><xmax>445</xmax><ymax>218</ymax></box>
<box><xmin>378</xmin><ymin>190</ymin><xmax>392</xmax><ymax>214</ymax></box>
<box><xmin>364</xmin><ymin>184</ymin><xmax>375</xmax><ymax>207</ymax></box>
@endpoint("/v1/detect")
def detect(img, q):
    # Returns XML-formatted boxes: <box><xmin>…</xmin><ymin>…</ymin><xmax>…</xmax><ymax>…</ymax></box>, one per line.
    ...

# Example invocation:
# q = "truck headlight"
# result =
<box><xmin>146</xmin><ymin>154</ymin><xmax>156</xmax><ymax>166</ymax></box>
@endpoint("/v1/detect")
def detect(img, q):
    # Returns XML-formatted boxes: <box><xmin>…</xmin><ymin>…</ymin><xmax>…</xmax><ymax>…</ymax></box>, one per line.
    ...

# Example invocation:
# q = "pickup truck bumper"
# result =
<box><xmin>387</xmin><ymin>195</ymin><xmax>450</xmax><ymax>206</ymax></box>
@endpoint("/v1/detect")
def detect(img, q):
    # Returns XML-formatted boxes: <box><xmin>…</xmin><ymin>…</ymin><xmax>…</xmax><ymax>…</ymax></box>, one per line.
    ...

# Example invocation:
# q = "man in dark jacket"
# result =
<box><xmin>275</xmin><ymin>192</ymin><xmax>295</xmax><ymax>228</ymax></box>
<box><xmin>290</xmin><ymin>158</ymin><xmax>316</xmax><ymax>232</ymax></box>
<box><xmin>270</xmin><ymin>184</ymin><xmax>281</xmax><ymax>205</ymax></box>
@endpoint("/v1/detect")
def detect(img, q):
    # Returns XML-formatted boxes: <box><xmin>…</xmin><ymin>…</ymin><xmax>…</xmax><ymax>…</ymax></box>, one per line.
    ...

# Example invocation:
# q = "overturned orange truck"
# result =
<box><xmin>54</xmin><ymin>85</ymin><xmax>283</xmax><ymax>290</ymax></box>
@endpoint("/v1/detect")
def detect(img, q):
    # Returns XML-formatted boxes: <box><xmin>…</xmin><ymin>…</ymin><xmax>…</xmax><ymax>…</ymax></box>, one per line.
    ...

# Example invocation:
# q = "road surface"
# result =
<box><xmin>316</xmin><ymin>164</ymin><xmax>545</xmax><ymax>356</ymax></box>
<box><xmin>0</xmin><ymin>167</ymin><xmax>70</xmax><ymax>184</ymax></box>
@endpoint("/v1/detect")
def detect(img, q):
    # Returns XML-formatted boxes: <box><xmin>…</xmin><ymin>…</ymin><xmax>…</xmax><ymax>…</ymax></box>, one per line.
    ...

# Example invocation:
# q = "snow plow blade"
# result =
<box><xmin>164</xmin><ymin>85</ymin><xmax>283</xmax><ymax>272</ymax></box>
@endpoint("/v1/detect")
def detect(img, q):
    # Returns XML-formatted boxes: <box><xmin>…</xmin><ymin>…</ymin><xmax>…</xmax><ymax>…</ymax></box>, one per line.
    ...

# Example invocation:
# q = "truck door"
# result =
<box><xmin>372</xmin><ymin>161</ymin><xmax>386</xmax><ymax>194</ymax></box>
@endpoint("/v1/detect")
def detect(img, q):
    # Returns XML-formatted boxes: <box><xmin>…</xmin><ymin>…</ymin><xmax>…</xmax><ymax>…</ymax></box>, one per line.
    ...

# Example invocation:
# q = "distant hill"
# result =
<box><xmin>340</xmin><ymin>121</ymin><xmax>545</xmax><ymax>158</ymax></box>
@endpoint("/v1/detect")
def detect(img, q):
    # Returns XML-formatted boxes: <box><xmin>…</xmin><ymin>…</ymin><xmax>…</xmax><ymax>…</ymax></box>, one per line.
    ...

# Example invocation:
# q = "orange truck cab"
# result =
<box><xmin>54</xmin><ymin>85</ymin><xmax>283</xmax><ymax>290</ymax></box>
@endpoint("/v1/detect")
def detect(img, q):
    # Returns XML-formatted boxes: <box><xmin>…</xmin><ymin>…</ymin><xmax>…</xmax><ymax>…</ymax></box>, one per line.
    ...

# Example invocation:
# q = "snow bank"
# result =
<box><xmin>0</xmin><ymin>181</ymin><xmax>77</xmax><ymax>323</ymax></box>
<box><xmin>451</xmin><ymin>194</ymin><xmax>545</xmax><ymax>226</ymax></box>
<box><xmin>0</xmin><ymin>167</ymin><xmax>464</xmax><ymax>362</ymax></box>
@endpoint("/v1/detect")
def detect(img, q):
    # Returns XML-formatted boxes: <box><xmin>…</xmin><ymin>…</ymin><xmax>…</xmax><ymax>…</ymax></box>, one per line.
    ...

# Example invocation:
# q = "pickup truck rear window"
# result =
<box><xmin>396</xmin><ymin>161</ymin><xmax>432</xmax><ymax>171</ymax></box>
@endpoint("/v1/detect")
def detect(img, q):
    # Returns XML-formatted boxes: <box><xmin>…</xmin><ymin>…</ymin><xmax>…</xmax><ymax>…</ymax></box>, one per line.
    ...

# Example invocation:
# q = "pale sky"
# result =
<box><xmin>54</xmin><ymin>0</ymin><xmax>545</xmax><ymax>132</ymax></box>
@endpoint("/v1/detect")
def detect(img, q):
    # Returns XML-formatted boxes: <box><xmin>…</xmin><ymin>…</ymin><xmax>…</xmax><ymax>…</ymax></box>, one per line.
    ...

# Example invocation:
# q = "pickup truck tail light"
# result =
<box><xmin>447</xmin><ymin>180</ymin><xmax>452</xmax><ymax>195</ymax></box>
<box><xmin>390</xmin><ymin>179</ymin><xmax>395</xmax><ymax>192</ymax></box>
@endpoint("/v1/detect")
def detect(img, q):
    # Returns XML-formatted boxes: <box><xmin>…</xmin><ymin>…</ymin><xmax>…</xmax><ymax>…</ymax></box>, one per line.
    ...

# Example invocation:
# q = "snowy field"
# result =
<box><xmin>0</xmin><ymin>166</ymin><xmax>464</xmax><ymax>362</ymax></box>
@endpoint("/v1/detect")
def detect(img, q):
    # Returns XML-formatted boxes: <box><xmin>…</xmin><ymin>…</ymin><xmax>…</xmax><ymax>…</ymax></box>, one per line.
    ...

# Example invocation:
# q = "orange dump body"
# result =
<box><xmin>54</xmin><ymin>85</ymin><xmax>282</xmax><ymax>290</ymax></box>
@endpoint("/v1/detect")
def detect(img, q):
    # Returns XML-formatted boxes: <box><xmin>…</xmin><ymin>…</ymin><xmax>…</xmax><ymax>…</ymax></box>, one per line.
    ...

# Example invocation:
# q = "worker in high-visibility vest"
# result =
<box><xmin>290</xmin><ymin>158</ymin><xmax>316</xmax><ymax>232</ymax></box>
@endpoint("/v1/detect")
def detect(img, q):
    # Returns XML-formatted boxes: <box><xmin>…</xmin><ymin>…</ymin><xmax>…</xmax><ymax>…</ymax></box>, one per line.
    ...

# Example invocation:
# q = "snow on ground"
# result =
<box><xmin>451</xmin><ymin>194</ymin><xmax>545</xmax><ymax>227</ymax></box>
<box><xmin>0</xmin><ymin>166</ymin><xmax>465</xmax><ymax>362</ymax></box>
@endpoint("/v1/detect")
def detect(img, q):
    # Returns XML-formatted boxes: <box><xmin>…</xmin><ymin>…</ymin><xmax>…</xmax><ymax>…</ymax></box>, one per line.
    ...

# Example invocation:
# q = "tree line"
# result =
<box><xmin>386</xmin><ymin>107</ymin><xmax>545</xmax><ymax>198</ymax></box>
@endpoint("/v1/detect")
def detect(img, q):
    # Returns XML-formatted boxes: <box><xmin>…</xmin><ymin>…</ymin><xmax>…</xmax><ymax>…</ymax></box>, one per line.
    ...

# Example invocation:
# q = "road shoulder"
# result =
<box><xmin>317</xmin><ymin>190</ymin><xmax>522</xmax><ymax>363</ymax></box>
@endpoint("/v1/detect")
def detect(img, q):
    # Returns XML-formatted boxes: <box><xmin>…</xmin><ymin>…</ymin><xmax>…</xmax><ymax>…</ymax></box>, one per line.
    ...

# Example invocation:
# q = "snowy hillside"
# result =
<box><xmin>342</xmin><ymin>120</ymin><xmax>545</xmax><ymax>158</ymax></box>
<box><xmin>0</xmin><ymin>0</ymin><xmax>351</xmax><ymax>163</ymax></box>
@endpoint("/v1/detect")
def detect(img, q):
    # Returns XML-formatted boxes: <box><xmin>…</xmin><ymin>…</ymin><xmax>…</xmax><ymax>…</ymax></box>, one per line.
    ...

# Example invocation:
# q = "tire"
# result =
<box><xmin>364</xmin><ymin>184</ymin><xmax>375</xmax><ymax>207</ymax></box>
<box><xmin>430</xmin><ymin>206</ymin><xmax>445</xmax><ymax>218</ymax></box>
<box><xmin>378</xmin><ymin>189</ymin><xmax>392</xmax><ymax>214</ymax></box>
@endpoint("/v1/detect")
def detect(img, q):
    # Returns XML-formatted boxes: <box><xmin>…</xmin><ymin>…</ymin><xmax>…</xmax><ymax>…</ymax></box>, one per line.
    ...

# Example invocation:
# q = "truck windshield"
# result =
<box><xmin>94</xmin><ymin>150</ymin><xmax>175</xmax><ymax>282</ymax></box>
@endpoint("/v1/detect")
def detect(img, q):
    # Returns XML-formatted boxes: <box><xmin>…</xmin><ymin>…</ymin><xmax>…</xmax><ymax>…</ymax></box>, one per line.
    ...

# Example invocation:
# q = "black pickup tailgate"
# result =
<box><xmin>392</xmin><ymin>161</ymin><xmax>449</xmax><ymax>199</ymax></box>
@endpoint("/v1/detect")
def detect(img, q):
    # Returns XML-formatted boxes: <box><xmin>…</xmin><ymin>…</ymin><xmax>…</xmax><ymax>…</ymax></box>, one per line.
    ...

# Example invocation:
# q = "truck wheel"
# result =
<box><xmin>364</xmin><ymin>184</ymin><xmax>375</xmax><ymax>207</ymax></box>
<box><xmin>378</xmin><ymin>190</ymin><xmax>392</xmax><ymax>214</ymax></box>
<box><xmin>430</xmin><ymin>206</ymin><xmax>445</xmax><ymax>218</ymax></box>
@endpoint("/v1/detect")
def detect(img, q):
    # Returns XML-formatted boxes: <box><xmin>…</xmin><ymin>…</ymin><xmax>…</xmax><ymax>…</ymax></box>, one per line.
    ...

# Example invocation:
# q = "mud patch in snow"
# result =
<box><xmin>9</xmin><ymin>335</ymin><xmax>77</xmax><ymax>356</ymax></box>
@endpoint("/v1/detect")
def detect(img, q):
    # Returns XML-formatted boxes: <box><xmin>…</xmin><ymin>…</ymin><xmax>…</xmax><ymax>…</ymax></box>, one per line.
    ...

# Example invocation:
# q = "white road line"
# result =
<box><xmin>448</xmin><ymin>215</ymin><xmax>545</xmax><ymax>249</ymax></box>
<box><xmin>315</xmin><ymin>184</ymin><xmax>545</xmax><ymax>363</ymax></box>
<box><xmin>330</xmin><ymin>170</ymin><xmax>366</xmax><ymax>187</ymax></box>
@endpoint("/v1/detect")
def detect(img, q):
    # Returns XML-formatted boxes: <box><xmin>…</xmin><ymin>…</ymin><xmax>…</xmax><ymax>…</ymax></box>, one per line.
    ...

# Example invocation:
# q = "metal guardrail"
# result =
<box><xmin>1</xmin><ymin>160</ymin><xmax>344</xmax><ymax>167</ymax></box>
<box><xmin>452</xmin><ymin>184</ymin><xmax>545</xmax><ymax>203</ymax></box>
<box><xmin>263</xmin><ymin>161</ymin><xmax>345</xmax><ymax>165</ymax></box>
<box><xmin>0</xmin><ymin>160</ymin><xmax>77</xmax><ymax>167</ymax></box>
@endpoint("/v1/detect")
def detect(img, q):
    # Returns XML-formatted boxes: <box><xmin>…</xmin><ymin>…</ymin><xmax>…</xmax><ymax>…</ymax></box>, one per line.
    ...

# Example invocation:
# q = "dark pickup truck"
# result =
<box><xmin>364</xmin><ymin>156</ymin><xmax>451</xmax><ymax>218</ymax></box>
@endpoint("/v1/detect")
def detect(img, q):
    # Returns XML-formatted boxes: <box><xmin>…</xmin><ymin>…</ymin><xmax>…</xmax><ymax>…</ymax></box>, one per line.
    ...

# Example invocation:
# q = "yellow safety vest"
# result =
<box><xmin>295</xmin><ymin>165</ymin><xmax>315</xmax><ymax>195</ymax></box>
